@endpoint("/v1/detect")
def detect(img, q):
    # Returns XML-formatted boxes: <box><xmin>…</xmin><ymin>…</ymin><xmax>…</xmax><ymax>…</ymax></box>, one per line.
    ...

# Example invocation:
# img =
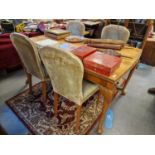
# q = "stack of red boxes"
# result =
<box><xmin>72</xmin><ymin>45</ymin><xmax>122</xmax><ymax>76</ymax></box>
<box><xmin>72</xmin><ymin>45</ymin><xmax>96</xmax><ymax>61</ymax></box>
<box><xmin>83</xmin><ymin>51</ymin><xmax>121</xmax><ymax>76</ymax></box>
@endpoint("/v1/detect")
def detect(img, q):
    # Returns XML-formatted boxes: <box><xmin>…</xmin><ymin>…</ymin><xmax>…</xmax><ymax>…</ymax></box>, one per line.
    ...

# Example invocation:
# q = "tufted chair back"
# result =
<box><xmin>101</xmin><ymin>24</ymin><xmax>130</xmax><ymax>43</ymax></box>
<box><xmin>66</xmin><ymin>21</ymin><xmax>85</xmax><ymax>36</ymax></box>
<box><xmin>10</xmin><ymin>32</ymin><xmax>47</xmax><ymax>80</ymax></box>
<box><xmin>39</xmin><ymin>46</ymin><xmax>84</xmax><ymax>104</ymax></box>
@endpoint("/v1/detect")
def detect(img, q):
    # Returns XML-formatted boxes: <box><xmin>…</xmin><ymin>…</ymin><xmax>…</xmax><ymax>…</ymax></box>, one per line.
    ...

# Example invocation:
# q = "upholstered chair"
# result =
<box><xmin>39</xmin><ymin>46</ymin><xmax>100</xmax><ymax>133</ymax></box>
<box><xmin>66</xmin><ymin>20</ymin><xmax>85</xmax><ymax>36</ymax></box>
<box><xmin>101</xmin><ymin>24</ymin><xmax>130</xmax><ymax>43</ymax></box>
<box><xmin>10</xmin><ymin>33</ymin><xmax>49</xmax><ymax>107</ymax></box>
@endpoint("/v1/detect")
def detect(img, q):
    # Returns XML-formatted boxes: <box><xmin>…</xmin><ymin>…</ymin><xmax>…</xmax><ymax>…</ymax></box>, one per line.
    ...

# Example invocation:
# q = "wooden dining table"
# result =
<box><xmin>31</xmin><ymin>35</ymin><xmax>142</xmax><ymax>134</ymax></box>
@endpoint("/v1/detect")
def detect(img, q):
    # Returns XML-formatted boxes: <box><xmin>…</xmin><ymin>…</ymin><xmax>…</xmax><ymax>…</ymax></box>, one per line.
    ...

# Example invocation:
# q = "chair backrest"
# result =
<box><xmin>101</xmin><ymin>24</ymin><xmax>130</xmax><ymax>43</ymax></box>
<box><xmin>66</xmin><ymin>21</ymin><xmax>85</xmax><ymax>36</ymax></box>
<box><xmin>39</xmin><ymin>46</ymin><xmax>84</xmax><ymax>104</ymax></box>
<box><xmin>10</xmin><ymin>32</ymin><xmax>46</xmax><ymax>80</ymax></box>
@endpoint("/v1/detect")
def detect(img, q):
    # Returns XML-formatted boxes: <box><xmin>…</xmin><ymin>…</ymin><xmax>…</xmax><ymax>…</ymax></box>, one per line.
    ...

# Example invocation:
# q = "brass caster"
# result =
<box><xmin>121</xmin><ymin>90</ymin><xmax>126</xmax><ymax>95</ymax></box>
<box><xmin>97</xmin><ymin>127</ymin><xmax>104</xmax><ymax>135</ymax></box>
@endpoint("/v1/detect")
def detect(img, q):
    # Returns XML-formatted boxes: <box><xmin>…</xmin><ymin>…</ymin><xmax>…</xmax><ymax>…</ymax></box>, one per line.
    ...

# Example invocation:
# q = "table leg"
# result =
<box><xmin>97</xmin><ymin>86</ymin><xmax>114</xmax><ymax>134</ymax></box>
<box><xmin>121</xmin><ymin>65</ymin><xmax>137</xmax><ymax>95</ymax></box>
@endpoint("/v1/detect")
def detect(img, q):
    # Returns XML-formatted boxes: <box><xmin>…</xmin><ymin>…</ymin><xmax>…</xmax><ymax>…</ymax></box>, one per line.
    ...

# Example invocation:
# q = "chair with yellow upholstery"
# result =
<box><xmin>10</xmin><ymin>32</ymin><xmax>49</xmax><ymax>107</ymax></box>
<box><xmin>66</xmin><ymin>20</ymin><xmax>85</xmax><ymax>36</ymax></box>
<box><xmin>39</xmin><ymin>46</ymin><xmax>100</xmax><ymax>133</ymax></box>
<box><xmin>101</xmin><ymin>24</ymin><xmax>130</xmax><ymax>43</ymax></box>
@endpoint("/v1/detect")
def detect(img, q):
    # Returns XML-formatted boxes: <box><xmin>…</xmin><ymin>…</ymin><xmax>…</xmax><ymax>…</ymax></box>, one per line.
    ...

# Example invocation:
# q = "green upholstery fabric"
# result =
<box><xmin>39</xmin><ymin>46</ymin><xmax>99</xmax><ymax>105</ymax></box>
<box><xmin>10</xmin><ymin>33</ymin><xmax>48</xmax><ymax>81</ymax></box>
<box><xmin>101</xmin><ymin>24</ymin><xmax>130</xmax><ymax>43</ymax></box>
<box><xmin>82</xmin><ymin>80</ymin><xmax>99</xmax><ymax>103</ymax></box>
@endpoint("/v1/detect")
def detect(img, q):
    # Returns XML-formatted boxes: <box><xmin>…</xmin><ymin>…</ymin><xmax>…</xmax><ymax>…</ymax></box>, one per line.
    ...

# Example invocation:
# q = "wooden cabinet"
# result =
<box><xmin>141</xmin><ymin>37</ymin><xmax>155</xmax><ymax>66</ymax></box>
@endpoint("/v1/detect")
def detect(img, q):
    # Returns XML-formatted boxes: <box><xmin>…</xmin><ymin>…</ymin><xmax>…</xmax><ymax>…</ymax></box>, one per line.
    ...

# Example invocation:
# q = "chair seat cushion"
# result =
<box><xmin>82</xmin><ymin>80</ymin><xmax>99</xmax><ymax>103</ymax></box>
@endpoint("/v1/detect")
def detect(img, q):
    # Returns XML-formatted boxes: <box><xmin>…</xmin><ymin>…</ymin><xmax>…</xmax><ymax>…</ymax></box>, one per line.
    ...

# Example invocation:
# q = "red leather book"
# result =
<box><xmin>72</xmin><ymin>45</ymin><xmax>96</xmax><ymax>60</ymax></box>
<box><xmin>83</xmin><ymin>51</ymin><xmax>121</xmax><ymax>76</ymax></box>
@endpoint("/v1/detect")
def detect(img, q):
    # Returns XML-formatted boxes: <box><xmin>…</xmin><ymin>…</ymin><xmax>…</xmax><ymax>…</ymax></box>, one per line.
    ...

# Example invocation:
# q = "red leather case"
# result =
<box><xmin>72</xmin><ymin>45</ymin><xmax>96</xmax><ymax>60</ymax></box>
<box><xmin>83</xmin><ymin>51</ymin><xmax>121</xmax><ymax>76</ymax></box>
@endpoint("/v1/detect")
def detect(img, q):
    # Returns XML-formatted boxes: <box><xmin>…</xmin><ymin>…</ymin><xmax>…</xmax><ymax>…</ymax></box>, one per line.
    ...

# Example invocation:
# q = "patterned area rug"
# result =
<box><xmin>6</xmin><ymin>82</ymin><xmax>103</xmax><ymax>135</ymax></box>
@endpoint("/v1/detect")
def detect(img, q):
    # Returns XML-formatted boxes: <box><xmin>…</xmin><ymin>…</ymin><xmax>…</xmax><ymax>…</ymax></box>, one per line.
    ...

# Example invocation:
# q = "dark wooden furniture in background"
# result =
<box><xmin>82</xmin><ymin>20</ymin><xmax>106</xmax><ymax>38</ymax></box>
<box><xmin>106</xmin><ymin>19</ymin><xmax>153</xmax><ymax>49</ymax></box>
<box><xmin>141</xmin><ymin>35</ymin><xmax>155</xmax><ymax>66</ymax></box>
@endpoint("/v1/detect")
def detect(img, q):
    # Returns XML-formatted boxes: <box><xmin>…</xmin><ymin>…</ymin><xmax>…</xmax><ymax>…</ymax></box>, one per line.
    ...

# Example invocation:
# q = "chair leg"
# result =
<box><xmin>41</xmin><ymin>81</ymin><xmax>47</xmax><ymax>107</ymax></box>
<box><xmin>76</xmin><ymin>104</ymin><xmax>81</xmax><ymax>134</ymax></box>
<box><xmin>53</xmin><ymin>92</ymin><xmax>59</xmax><ymax>116</ymax></box>
<box><xmin>25</xmin><ymin>77</ymin><xmax>29</xmax><ymax>85</ymax></box>
<box><xmin>96</xmin><ymin>90</ymin><xmax>102</xmax><ymax>112</ymax></box>
<box><xmin>27</xmin><ymin>73</ymin><xmax>32</xmax><ymax>94</ymax></box>
<box><xmin>21</xmin><ymin>64</ymin><xmax>28</xmax><ymax>86</ymax></box>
